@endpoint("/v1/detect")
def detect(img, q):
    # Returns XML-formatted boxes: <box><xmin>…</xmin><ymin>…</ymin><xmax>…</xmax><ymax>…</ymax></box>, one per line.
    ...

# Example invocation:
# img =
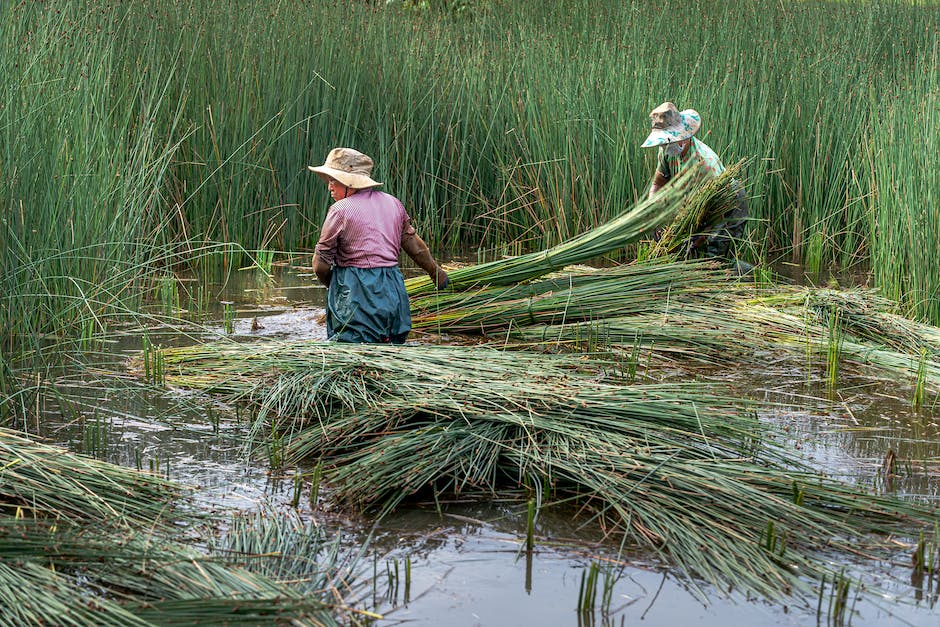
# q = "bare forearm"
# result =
<box><xmin>401</xmin><ymin>231</ymin><xmax>448</xmax><ymax>289</ymax></box>
<box><xmin>313</xmin><ymin>253</ymin><xmax>332</xmax><ymax>286</ymax></box>
<box><xmin>649</xmin><ymin>170</ymin><xmax>669</xmax><ymax>198</ymax></box>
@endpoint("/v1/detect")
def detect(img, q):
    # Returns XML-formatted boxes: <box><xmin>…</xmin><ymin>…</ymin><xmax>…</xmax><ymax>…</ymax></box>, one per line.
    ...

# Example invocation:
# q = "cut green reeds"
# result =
<box><xmin>155</xmin><ymin>339</ymin><xmax>937</xmax><ymax>603</ymax></box>
<box><xmin>413</xmin><ymin>260</ymin><xmax>940</xmax><ymax>395</ymax></box>
<box><xmin>0</xmin><ymin>517</ymin><xmax>355</xmax><ymax>627</ymax></box>
<box><xmin>0</xmin><ymin>431</ymin><xmax>365</xmax><ymax>626</ymax></box>
<box><xmin>405</xmin><ymin>165</ymin><xmax>708</xmax><ymax>296</ymax></box>
<box><xmin>0</xmin><ymin>428</ymin><xmax>187</xmax><ymax>528</ymax></box>
<box><xmin>645</xmin><ymin>162</ymin><xmax>747</xmax><ymax>260</ymax></box>
<box><xmin>411</xmin><ymin>259</ymin><xmax>742</xmax><ymax>335</ymax></box>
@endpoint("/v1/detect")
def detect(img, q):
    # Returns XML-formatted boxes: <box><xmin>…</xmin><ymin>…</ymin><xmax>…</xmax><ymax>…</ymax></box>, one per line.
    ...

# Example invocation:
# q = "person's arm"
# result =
<box><xmin>313</xmin><ymin>208</ymin><xmax>343</xmax><ymax>287</ymax></box>
<box><xmin>649</xmin><ymin>147</ymin><xmax>673</xmax><ymax>198</ymax></box>
<box><xmin>648</xmin><ymin>170</ymin><xmax>669</xmax><ymax>198</ymax></box>
<box><xmin>401</xmin><ymin>225</ymin><xmax>449</xmax><ymax>289</ymax></box>
<box><xmin>312</xmin><ymin>252</ymin><xmax>332</xmax><ymax>287</ymax></box>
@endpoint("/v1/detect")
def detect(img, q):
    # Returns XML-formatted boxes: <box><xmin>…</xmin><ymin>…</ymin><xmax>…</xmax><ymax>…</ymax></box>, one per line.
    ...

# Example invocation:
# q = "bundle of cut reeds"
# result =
<box><xmin>405</xmin><ymin>163</ymin><xmax>711</xmax><ymax>295</ymax></box>
<box><xmin>413</xmin><ymin>259</ymin><xmax>940</xmax><ymax>393</ymax></box>
<box><xmin>0</xmin><ymin>428</ymin><xmax>188</xmax><ymax>528</ymax></box>
<box><xmin>410</xmin><ymin>258</ymin><xmax>740</xmax><ymax>334</ymax></box>
<box><xmin>155</xmin><ymin>340</ymin><xmax>938</xmax><ymax>603</ymax></box>
<box><xmin>0</xmin><ymin>429</ymin><xmax>364</xmax><ymax>626</ymax></box>
<box><xmin>645</xmin><ymin>162</ymin><xmax>746</xmax><ymax>260</ymax></box>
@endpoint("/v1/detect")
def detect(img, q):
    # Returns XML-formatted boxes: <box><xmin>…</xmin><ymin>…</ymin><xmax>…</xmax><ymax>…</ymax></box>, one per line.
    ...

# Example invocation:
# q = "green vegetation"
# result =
<box><xmin>2</xmin><ymin>1</ymin><xmax>939</xmax><ymax>615</ymax></box>
<box><xmin>0</xmin><ymin>429</ymin><xmax>365</xmax><ymax>625</ymax></box>
<box><xmin>3</xmin><ymin>0</ymin><xmax>940</xmax><ymax>378</ymax></box>
<box><xmin>155</xmin><ymin>339</ymin><xmax>938</xmax><ymax>603</ymax></box>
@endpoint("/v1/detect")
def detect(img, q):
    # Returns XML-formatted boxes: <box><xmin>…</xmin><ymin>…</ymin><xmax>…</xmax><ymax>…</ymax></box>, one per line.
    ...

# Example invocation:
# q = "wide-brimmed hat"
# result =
<box><xmin>641</xmin><ymin>102</ymin><xmax>701</xmax><ymax>148</ymax></box>
<box><xmin>308</xmin><ymin>147</ymin><xmax>382</xmax><ymax>189</ymax></box>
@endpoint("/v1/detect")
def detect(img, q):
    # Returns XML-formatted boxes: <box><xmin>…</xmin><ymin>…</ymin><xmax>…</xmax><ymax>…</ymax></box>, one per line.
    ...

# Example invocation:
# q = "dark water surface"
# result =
<box><xmin>40</xmin><ymin>264</ymin><xmax>940</xmax><ymax>626</ymax></box>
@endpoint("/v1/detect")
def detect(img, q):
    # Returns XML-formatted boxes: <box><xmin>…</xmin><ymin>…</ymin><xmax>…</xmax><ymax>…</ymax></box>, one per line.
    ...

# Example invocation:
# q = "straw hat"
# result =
<box><xmin>308</xmin><ymin>147</ymin><xmax>383</xmax><ymax>189</ymax></box>
<box><xmin>640</xmin><ymin>102</ymin><xmax>701</xmax><ymax>148</ymax></box>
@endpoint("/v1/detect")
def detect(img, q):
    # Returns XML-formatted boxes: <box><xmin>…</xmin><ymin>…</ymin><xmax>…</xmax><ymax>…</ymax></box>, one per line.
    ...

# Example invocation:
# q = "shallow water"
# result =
<box><xmin>38</xmin><ymin>264</ymin><xmax>940</xmax><ymax>626</ymax></box>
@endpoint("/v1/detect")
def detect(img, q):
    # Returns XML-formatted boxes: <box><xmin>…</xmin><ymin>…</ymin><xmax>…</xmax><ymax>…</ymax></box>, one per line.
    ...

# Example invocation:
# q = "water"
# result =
<box><xmin>37</xmin><ymin>263</ymin><xmax>940</xmax><ymax>626</ymax></box>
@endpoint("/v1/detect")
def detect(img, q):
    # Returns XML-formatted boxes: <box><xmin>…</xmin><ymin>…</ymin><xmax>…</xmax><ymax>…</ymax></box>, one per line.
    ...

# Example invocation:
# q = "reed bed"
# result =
<box><xmin>5</xmin><ymin>0</ymin><xmax>940</xmax><ymax>356</ymax></box>
<box><xmin>155</xmin><ymin>340</ymin><xmax>937</xmax><ymax>602</ymax></box>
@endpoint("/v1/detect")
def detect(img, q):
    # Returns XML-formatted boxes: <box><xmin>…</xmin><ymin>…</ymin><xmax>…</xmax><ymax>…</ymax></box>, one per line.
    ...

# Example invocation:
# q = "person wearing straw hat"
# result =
<box><xmin>309</xmin><ymin>147</ymin><xmax>449</xmax><ymax>344</ymax></box>
<box><xmin>642</xmin><ymin>102</ymin><xmax>748</xmax><ymax>262</ymax></box>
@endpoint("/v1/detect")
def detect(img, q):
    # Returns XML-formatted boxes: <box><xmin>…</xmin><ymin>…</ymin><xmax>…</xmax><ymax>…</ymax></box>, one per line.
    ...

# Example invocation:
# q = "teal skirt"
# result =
<box><xmin>326</xmin><ymin>266</ymin><xmax>412</xmax><ymax>343</ymax></box>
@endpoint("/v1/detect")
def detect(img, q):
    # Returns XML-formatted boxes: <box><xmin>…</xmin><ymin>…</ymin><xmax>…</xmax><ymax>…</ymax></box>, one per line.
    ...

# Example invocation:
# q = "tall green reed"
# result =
<box><xmin>4</xmin><ymin>0</ymin><xmax>940</xmax><ymax>387</ymax></box>
<box><xmin>1</xmin><ymin>4</ymin><xmax>183</xmax><ymax>373</ymax></box>
<box><xmin>869</xmin><ymin>40</ymin><xmax>940</xmax><ymax>323</ymax></box>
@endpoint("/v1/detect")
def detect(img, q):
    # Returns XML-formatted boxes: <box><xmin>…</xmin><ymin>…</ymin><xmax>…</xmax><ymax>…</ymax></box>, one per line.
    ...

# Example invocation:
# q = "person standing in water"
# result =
<box><xmin>642</xmin><ymin>102</ymin><xmax>748</xmax><ymax>261</ymax></box>
<box><xmin>310</xmin><ymin>147</ymin><xmax>449</xmax><ymax>343</ymax></box>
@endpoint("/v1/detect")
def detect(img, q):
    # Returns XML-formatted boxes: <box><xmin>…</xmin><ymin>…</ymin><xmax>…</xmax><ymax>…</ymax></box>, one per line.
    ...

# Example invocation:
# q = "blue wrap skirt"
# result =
<box><xmin>326</xmin><ymin>266</ymin><xmax>412</xmax><ymax>343</ymax></box>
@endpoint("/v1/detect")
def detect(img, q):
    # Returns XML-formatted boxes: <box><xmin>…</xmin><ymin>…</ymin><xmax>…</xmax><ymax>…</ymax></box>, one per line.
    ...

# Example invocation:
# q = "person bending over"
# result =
<box><xmin>642</xmin><ymin>102</ymin><xmax>748</xmax><ymax>262</ymax></box>
<box><xmin>310</xmin><ymin>147</ymin><xmax>449</xmax><ymax>343</ymax></box>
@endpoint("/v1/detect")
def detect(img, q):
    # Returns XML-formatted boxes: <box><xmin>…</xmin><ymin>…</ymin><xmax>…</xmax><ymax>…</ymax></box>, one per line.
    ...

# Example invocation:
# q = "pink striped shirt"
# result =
<box><xmin>314</xmin><ymin>189</ymin><xmax>415</xmax><ymax>268</ymax></box>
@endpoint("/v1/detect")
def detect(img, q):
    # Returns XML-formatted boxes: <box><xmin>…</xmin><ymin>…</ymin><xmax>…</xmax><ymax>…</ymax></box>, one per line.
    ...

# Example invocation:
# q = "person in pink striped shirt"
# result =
<box><xmin>309</xmin><ymin>147</ymin><xmax>449</xmax><ymax>343</ymax></box>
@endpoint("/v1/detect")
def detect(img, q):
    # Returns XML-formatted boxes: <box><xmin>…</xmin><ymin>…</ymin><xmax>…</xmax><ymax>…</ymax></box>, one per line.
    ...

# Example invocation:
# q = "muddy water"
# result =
<box><xmin>40</xmin><ymin>264</ymin><xmax>940</xmax><ymax>626</ymax></box>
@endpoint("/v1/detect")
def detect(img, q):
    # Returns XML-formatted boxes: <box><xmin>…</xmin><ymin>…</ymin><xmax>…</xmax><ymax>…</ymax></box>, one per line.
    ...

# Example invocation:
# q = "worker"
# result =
<box><xmin>309</xmin><ymin>147</ymin><xmax>449</xmax><ymax>343</ymax></box>
<box><xmin>642</xmin><ymin>102</ymin><xmax>748</xmax><ymax>262</ymax></box>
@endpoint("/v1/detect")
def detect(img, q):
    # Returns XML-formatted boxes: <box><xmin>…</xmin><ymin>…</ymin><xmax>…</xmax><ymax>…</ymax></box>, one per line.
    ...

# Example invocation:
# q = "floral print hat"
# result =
<box><xmin>641</xmin><ymin>102</ymin><xmax>701</xmax><ymax>148</ymax></box>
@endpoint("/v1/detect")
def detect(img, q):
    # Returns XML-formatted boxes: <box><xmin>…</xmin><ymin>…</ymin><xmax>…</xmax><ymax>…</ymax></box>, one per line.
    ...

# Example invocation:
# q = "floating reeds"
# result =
<box><xmin>156</xmin><ymin>340</ymin><xmax>937</xmax><ymax>603</ymax></box>
<box><xmin>0</xmin><ymin>429</ymin><xmax>365</xmax><ymax>626</ymax></box>
<box><xmin>0</xmin><ymin>428</ymin><xmax>187</xmax><ymax>528</ymax></box>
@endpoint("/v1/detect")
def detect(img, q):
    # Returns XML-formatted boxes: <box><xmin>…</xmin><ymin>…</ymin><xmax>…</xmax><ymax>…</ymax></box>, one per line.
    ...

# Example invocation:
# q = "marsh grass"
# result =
<box><xmin>0</xmin><ymin>428</ymin><xmax>366</xmax><ymax>625</ymax></box>
<box><xmin>4</xmin><ymin>1</ymin><xmax>940</xmax><ymax>375</ymax></box>
<box><xmin>155</xmin><ymin>340</ymin><xmax>938</xmax><ymax>603</ymax></box>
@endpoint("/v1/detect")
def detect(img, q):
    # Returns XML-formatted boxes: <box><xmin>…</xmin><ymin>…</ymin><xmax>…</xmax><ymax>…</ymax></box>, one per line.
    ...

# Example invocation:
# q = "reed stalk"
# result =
<box><xmin>0</xmin><ymin>429</ymin><xmax>364</xmax><ymax>625</ymax></box>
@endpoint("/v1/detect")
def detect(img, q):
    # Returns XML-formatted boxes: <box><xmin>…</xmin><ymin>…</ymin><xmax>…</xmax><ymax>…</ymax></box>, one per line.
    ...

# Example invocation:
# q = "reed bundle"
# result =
<box><xmin>0</xmin><ymin>428</ymin><xmax>187</xmax><ymax>528</ymax></box>
<box><xmin>515</xmin><ymin>306</ymin><xmax>769</xmax><ymax>366</ymax></box>
<box><xmin>156</xmin><ymin>340</ymin><xmax>937</xmax><ymax>602</ymax></box>
<box><xmin>405</xmin><ymin>164</ymin><xmax>710</xmax><ymax>296</ymax></box>
<box><xmin>0</xmin><ymin>518</ymin><xmax>350</xmax><ymax>626</ymax></box>
<box><xmin>410</xmin><ymin>259</ymin><xmax>742</xmax><ymax>334</ymax></box>
<box><xmin>413</xmin><ymin>258</ymin><xmax>940</xmax><ymax>394</ymax></box>
<box><xmin>0</xmin><ymin>430</ymin><xmax>361</xmax><ymax>626</ymax></box>
<box><xmin>752</xmin><ymin>287</ymin><xmax>940</xmax><ymax>356</ymax></box>
<box><xmin>645</xmin><ymin>162</ymin><xmax>746</xmax><ymax>260</ymax></box>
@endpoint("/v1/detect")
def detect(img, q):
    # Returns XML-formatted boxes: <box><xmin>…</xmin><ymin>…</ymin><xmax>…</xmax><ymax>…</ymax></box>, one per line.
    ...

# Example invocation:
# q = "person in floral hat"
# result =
<box><xmin>642</xmin><ymin>102</ymin><xmax>749</xmax><ymax>262</ymax></box>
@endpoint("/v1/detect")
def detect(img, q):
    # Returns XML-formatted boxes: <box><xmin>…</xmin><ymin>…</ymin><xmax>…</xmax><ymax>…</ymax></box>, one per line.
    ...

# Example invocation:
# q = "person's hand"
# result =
<box><xmin>435</xmin><ymin>269</ymin><xmax>450</xmax><ymax>290</ymax></box>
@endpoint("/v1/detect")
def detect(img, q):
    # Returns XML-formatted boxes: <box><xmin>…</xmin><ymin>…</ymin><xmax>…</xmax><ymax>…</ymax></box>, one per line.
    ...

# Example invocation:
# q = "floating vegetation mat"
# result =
<box><xmin>154</xmin><ymin>341</ymin><xmax>937</xmax><ymax>603</ymax></box>
<box><xmin>0</xmin><ymin>429</ymin><xmax>365</xmax><ymax>626</ymax></box>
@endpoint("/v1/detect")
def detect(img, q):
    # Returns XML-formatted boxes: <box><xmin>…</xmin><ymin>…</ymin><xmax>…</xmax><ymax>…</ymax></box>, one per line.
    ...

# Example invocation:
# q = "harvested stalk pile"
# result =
<box><xmin>414</xmin><ymin>256</ymin><xmax>940</xmax><ymax>392</ymax></box>
<box><xmin>156</xmin><ymin>341</ymin><xmax>936</xmax><ymax>603</ymax></box>
<box><xmin>0</xmin><ymin>429</ymin><xmax>362</xmax><ymax>626</ymax></box>
<box><xmin>139</xmin><ymin>160</ymin><xmax>940</xmax><ymax>607</ymax></box>
<box><xmin>405</xmin><ymin>163</ymin><xmax>709</xmax><ymax>295</ymax></box>
<box><xmin>645</xmin><ymin>161</ymin><xmax>747</xmax><ymax>260</ymax></box>
<box><xmin>411</xmin><ymin>259</ymin><xmax>744</xmax><ymax>335</ymax></box>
